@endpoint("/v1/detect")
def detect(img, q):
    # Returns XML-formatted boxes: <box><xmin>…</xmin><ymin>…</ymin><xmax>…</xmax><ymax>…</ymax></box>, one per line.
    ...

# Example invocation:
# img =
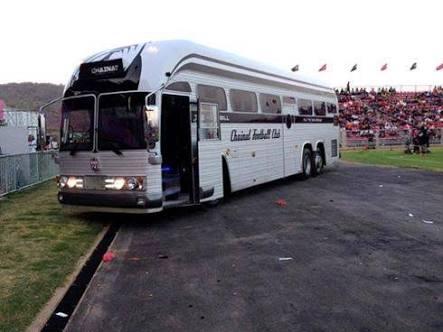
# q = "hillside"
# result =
<box><xmin>0</xmin><ymin>82</ymin><xmax>64</xmax><ymax>110</ymax></box>
<box><xmin>0</xmin><ymin>83</ymin><xmax>64</xmax><ymax>135</ymax></box>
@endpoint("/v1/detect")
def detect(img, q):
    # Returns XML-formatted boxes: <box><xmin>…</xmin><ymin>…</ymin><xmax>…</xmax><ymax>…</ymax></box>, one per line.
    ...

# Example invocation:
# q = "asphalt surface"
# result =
<box><xmin>66</xmin><ymin>162</ymin><xmax>443</xmax><ymax>332</ymax></box>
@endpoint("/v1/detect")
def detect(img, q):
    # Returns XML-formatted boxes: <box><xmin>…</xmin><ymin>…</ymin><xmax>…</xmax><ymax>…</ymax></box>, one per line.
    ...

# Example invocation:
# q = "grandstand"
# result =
<box><xmin>337</xmin><ymin>86</ymin><xmax>443</xmax><ymax>147</ymax></box>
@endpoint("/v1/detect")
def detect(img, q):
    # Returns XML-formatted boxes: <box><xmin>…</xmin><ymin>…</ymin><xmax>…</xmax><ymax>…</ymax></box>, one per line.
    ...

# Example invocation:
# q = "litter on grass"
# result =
<box><xmin>278</xmin><ymin>257</ymin><xmax>294</xmax><ymax>261</ymax></box>
<box><xmin>55</xmin><ymin>312</ymin><xmax>68</xmax><ymax>318</ymax></box>
<box><xmin>422</xmin><ymin>220</ymin><xmax>434</xmax><ymax>224</ymax></box>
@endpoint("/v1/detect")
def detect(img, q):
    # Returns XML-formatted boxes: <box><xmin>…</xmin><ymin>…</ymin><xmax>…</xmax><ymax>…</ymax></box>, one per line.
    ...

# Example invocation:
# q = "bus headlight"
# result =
<box><xmin>58</xmin><ymin>176</ymin><xmax>68</xmax><ymax>188</ymax></box>
<box><xmin>104</xmin><ymin>177</ymin><xmax>144</xmax><ymax>191</ymax></box>
<box><xmin>67</xmin><ymin>176</ymin><xmax>84</xmax><ymax>189</ymax></box>
<box><xmin>105</xmin><ymin>177</ymin><xmax>125</xmax><ymax>190</ymax></box>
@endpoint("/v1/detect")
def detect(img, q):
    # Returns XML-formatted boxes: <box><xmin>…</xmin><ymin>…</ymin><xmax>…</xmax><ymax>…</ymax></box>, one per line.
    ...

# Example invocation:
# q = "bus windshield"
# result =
<box><xmin>98</xmin><ymin>92</ymin><xmax>147</xmax><ymax>151</ymax></box>
<box><xmin>60</xmin><ymin>96</ymin><xmax>95</xmax><ymax>152</ymax></box>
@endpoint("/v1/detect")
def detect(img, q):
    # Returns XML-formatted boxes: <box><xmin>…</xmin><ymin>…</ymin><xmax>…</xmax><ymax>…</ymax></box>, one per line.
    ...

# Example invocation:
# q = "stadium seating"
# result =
<box><xmin>337</xmin><ymin>87</ymin><xmax>443</xmax><ymax>144</ymax></box>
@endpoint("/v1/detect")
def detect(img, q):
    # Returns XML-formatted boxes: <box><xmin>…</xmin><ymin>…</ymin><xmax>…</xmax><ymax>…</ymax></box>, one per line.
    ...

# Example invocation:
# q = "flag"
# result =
<box><xmin>350</xmin><ymin>64</ymin><xmax>357</xmax><ymax>72</ymax></box>
<box><xmin>318</xmin><ymin>64</ymin><xmax>327</xmax><ymax>72</ymax></box>
<box><xmin>437</xmin><ymin>63</ymin><xmax>443</xmax><ymax>71</ymax></box>
<box><xmin>380</xmin><ymin>63</ymin><xmax>388</xmax><ymax>71</ymax></box>
<box><xmin>291</xmin><ymin>64</ymin><xmax>299</xmax><ymax>72</ymax></box>
<box><xmin>410</xmin><ymin>62</ymin><xmax>417</xmax><ymax>70</ymax></box>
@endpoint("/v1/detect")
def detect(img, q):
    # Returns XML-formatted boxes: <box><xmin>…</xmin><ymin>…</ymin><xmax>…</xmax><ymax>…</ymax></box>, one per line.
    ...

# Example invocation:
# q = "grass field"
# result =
<box><xmin>0</xmin><ymin>181</ymin><xmax>103</xmax><ymax>332</ymax></box>
<box><xmin>342</xmin><ymin>147</ymin><xmax>443</xmax><ymax>172</ymax></box>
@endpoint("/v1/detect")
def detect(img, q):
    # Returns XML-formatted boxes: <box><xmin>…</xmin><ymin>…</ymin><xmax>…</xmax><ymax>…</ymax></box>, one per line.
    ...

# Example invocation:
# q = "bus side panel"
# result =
<box><xmin>283</xmin><ymin>122</ymin><xmax>301</xmax><ymax>176</ymax></box>
<box><xmin>198</xmin><ymin>141</ymin><xmax>224</xmax><ymax>201</ymax></box>
<box><xmin>221</xmin><ymin>122</ymin><xmax>284</xmax><ymax>192</ymax></box>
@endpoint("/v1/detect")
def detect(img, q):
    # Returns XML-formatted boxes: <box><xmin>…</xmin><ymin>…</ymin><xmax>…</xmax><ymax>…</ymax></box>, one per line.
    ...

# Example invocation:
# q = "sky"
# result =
<box><xmin>1</xmin><ymin>0</ymin><xmax>442</xmax><ymax>89</ymax></box>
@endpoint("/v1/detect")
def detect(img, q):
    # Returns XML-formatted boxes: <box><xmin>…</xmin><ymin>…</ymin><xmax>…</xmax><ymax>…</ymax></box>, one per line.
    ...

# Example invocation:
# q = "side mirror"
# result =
<box><xmin>144</xmin><ymin>105</ymin><xmax>159</xmax><ymax>150</ymax></box>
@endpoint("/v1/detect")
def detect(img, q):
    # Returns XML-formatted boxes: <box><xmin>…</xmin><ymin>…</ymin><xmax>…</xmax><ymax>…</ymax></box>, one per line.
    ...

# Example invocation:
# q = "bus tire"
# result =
<box><xmin>302</xmin><ymin>148</ymin><xmax>312</xmax><ymax>179</ymax></box>
<box><xmin>312</xmin><ymin>150</ymin><xmax>324</xmax><ymax>176</ymax></box>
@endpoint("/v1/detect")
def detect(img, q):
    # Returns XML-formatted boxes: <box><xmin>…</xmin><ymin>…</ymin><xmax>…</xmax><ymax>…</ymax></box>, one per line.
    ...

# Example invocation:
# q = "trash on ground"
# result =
<box><xmin>102</xmin><ymin>251</ymin><xmax>115</xmax><ymax>263</ymax></box>
<box><xmin>278</xmin><ymin>257</ymin><xmax>294</xmax><ymax>261</ymax></box>
<box><xmin>157</xmin><ymin>254</ymin><xmax>168</xmax><ymax>259</ymax></box>
<box><xmin>275</xmin><ymin>198</ymin><xmax>287</xmax><ymax>207</ymax></box>
<box><xmin>408</xmin><ymin>213</ymin><xmax>414</xmax><ymax>217</ymax></box>
<box><xmin>422</xmin><ymin>220</ymin><xmax>434</xmax><ymax>224</ymax></box>
<box><xmin>55</xmin><ymin>312</ymin><xmax>68</xmax><ymax>318</ymax></box>
<box><xmin>128</xmin><ymin>257</ymin><xmax>141</xmax><ymax>261</ymax></box>
<box><xmin>379</xmin><ymin>185</ymin><xmax>383</xmax><ymax>188</ymax></box>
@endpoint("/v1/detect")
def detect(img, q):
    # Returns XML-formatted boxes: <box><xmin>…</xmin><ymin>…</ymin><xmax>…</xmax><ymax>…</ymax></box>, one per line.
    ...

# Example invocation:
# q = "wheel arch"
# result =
<box><xmin>221</xmin><ymin>155</ymin><xmax>231</xmax><ymax>196</ymax></box>
<box><xmin>300</xmin><ymin>142</ymin><xmax>313</xmax><ymax>172</ymax></box>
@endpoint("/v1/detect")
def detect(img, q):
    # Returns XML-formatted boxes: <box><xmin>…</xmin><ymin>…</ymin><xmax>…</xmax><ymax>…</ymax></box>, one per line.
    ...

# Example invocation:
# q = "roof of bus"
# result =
<box><xmin>77</xmin><ymin>40</ymin><xmax>334</xmax><ymax>94</ymax></box>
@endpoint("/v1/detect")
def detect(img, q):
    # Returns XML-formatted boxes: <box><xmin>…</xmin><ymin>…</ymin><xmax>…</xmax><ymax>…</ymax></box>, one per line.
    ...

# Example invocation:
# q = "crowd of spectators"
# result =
<box><xmin>337</xmin><ymin>86</ymin><xmax>443</xmax><ymax>142</ymax></box>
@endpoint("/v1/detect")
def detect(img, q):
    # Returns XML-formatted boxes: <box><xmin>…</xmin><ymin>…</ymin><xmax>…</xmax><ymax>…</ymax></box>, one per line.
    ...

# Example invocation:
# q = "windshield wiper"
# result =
<box><xmin>109</xmin><ymin>141</ymin><xmax>123</xmax><ymax>156</ymax></box>
<box><xmin>69</xmin><ymin>142</ymin><xmax>79</xmax><ymax>156</ymax></box>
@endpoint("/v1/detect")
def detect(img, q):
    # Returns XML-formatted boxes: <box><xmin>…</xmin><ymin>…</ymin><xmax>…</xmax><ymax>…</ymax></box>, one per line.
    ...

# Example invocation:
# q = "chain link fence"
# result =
<box><xmin>0</xmin><ymin>151</ymin><xmax>59</xmax><ymax>197</ymax></box>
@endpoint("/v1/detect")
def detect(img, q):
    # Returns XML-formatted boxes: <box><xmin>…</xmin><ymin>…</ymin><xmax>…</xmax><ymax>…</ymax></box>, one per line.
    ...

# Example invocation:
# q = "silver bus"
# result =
<box><xmin>42</xmin><ymin>40</ymin><xmax>339</xmax><ymax>213</ymax></box>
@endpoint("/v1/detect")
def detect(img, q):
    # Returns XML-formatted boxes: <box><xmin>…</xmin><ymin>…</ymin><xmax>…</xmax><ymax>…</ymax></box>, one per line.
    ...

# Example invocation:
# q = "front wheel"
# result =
<box><xmin>302</xmin><ymin>149</ymin><xmax>312</xmax><ymax>179</ymax></box>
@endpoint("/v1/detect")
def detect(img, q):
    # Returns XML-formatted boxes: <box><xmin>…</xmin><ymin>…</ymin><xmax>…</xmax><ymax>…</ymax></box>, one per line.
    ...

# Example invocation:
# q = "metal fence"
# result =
<box><xmin>0</xmin><ymin>151</ymin><xmax>59</xmax><ymax>197</ymax></box>
<box><xmin>340</xmin><ymin>128</ymin><xmax>443</xmax><ymax>148</ymax></box>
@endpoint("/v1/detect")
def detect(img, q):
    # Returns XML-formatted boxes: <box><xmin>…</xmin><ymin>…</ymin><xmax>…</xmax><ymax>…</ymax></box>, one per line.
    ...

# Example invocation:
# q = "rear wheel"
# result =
<box><xmin>302</xmin><ymin>148</ymin><xmax>312</xmax><ymax>179</ymax></box>
<box><xmin>312</xmin><ymin>150</ymin><xmax>324</xmax><ymax>176</ymax></box>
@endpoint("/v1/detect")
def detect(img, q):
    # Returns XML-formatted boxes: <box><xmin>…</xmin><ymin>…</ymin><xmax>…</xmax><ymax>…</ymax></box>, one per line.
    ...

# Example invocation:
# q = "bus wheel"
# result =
<box><xmin>302</xmin><ymin>148</ymin><xmax>312</xmax><ymax>179</ymax></box>
<box><xmin>312</xmin><ymin>150</ymin><xmax>324</xmax><ymax>176</ymax></box>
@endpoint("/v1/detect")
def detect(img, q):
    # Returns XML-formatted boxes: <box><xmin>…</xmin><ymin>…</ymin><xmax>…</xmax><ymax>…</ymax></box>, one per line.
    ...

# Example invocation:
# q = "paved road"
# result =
<box><xmin>66</xmin><ymin>163</ymin><xmax>443</xmax><ymax>332</ymax></box>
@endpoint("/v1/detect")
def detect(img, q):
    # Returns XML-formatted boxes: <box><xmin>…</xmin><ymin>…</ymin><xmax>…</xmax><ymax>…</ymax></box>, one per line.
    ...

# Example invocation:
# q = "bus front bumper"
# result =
<box><xmin>58</xmin><ymin>190</ymin><xmax>163</xmax><ymax>212</ymax></box>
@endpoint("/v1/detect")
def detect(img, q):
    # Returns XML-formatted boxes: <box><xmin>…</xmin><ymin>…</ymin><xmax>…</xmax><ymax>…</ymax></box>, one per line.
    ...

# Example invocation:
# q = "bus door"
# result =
<box><xmin>160</xmin><ymin>93</ymin><xmax>194</xmax><ymax>202</ymax></box>
<box><xmin>197</xmin><ymin>102</ymin><xmax>223</xmax><ymax>201</ymax></box>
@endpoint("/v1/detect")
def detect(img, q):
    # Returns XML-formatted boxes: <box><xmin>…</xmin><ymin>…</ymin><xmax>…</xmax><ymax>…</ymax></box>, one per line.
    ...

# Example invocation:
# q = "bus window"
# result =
<box><xmin>230</xmin><ymin>89</ymin><xmax>258</xmax><ymax>113</ymax></box>
<box><xmin>283</xmin><ymin>96</ymin><xmax>297</xmax><ymax>114</ymax></box>
<box><xmin>314</xmin><ymin>101</ymin><xmax>326</xmax><ymax>116</ymax></box>
<box><xmin>199</xmin><ymin>103</ymin><xmax>220</xmax><ymax>140</ymax></box>
<box><xmin>259</xmin><ymin>93</ymin><xmax>281</xmax><ymax>114</ymax></box>
<box><xmin>98</xmin><ymin>93</ymin><xmax>147</xmax><ymax>151</ymax></box>
<box><xmin>197</xmin><ymin>85</ymin><xmax>227</xmax><ymax>111</ymax></box>
<box><xmin>60</xmin><ymin>96</ymin><xmax>95</xmax><ymax>152</ymax></box>
<box><xmin>165</xmin><ymin>81</ymin><xmax>192</xmax><ymax>93</ymax></box>
<box><xmin>298</xmin><ymin>99</ymin><xmax>313</xmax><ymax>115</ymax></box>
<box><xmin>327</xmin><ymin>103</ymin><xmax>337</xmax><ymax>114</ymax></box>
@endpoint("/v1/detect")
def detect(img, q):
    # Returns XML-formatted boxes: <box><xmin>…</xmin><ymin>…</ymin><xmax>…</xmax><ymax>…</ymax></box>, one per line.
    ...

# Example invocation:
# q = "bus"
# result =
<box><xmin>42</xmin><ymin>40</ymin><xmax>339</xmax><ymax>213</ymax></box>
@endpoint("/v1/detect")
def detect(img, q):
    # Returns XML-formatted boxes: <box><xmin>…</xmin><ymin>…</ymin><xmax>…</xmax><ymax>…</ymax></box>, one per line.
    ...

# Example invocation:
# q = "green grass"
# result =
<box><xmin>0</xmin><ymin>181</ymin><xmax>103</xmax><ymax>332</ymax></box>
<box><xmin>342</xmin><ymin>147</ymin><xmax>443</xmax><ymax>172</ymax></box>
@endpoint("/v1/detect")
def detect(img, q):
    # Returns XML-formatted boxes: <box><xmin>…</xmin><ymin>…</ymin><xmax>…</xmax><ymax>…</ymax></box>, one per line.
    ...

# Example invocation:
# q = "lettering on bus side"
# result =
<box><xmin>230</xmin><ymin>129</ymin><xmax>280</xmax><ymax>142</ymax></box>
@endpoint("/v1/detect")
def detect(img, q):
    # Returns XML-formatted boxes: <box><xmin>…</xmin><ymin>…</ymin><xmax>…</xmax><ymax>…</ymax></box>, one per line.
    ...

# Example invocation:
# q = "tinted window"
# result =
<box><xmin>98</xmin><ymin>92</ymin><xmax>147</xmax><ymax>150</ymax></box>
<box><xmin>259</xmin><ymin>93</ymin><xmax>281</xmax><ymax>114</ymax></box>
<box><xmin>60</xmin><ymin>96</ymin><xmax>95</xmax><ymax>151</ymax></box>
<box><xmin>197</xmin><ymin>85</ymin><xmax>227</xmax><ymax>111</ymax></box>
<box><xmin>314</xmin><ymin>101</ymin><xmax>326</xmax><ymax>116</ymax></box>
<box><xmin>328</xmin><ymin>103</ymin><xmax>337</xmax><ymax>114</ymax></box>
<box><xmin>199</xmin><ymin>103</ymin><xmax>220</xmax><ymax>140</ymax></box>
<box><xmin>230</xmin><ymin>89</ymin><xmax>258</xmax><ymax>112</ymax></box>
<box><xmin>166</xmin><ymin>81</ymin><xmax>192</xmax><ymax>92</ymax></box>
<box><xmin>283</xmin><ymin>96</ymin><xmax>297</xmax><ymax>113</ymax></box>
<box><xmin>298</xmin><ymin>99</ymin><xmax>313</xmax><ymax>115</ymax></box>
